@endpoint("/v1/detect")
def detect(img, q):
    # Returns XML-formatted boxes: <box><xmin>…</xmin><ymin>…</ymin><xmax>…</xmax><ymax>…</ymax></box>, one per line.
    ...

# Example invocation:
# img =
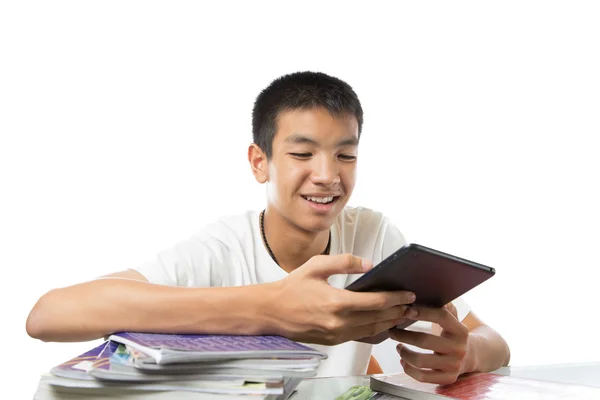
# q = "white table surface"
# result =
<box><xmin>33</xmin><ymin>362</ymin><xmax>600</xmax><ymax>399</ymax></box>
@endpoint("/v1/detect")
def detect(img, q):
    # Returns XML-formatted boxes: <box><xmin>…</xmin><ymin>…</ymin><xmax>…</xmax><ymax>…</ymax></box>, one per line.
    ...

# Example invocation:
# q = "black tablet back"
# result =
<box><xmin>346</xmin><ymin>243</ymin><xmax>495</xmax><ymax>308</ymax></box>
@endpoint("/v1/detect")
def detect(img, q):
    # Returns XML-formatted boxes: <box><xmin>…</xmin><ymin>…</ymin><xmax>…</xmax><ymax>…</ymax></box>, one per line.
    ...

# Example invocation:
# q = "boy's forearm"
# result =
<box><xmin>466</xmin><ymin>325</ymin><xmax>511</xmax><ymax>373</ymax></box>
<box><xmin>26</xmin><ymin>278</ymin><xmax>275</xmax><ymax>342</ymax></box>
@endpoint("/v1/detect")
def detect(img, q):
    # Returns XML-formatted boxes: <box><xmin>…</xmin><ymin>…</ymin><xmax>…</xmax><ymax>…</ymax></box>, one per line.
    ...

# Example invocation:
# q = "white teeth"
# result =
<box><xmin>305</xmin><ymin>196</ymin><xmax>334</xmax><ymax>204</ymax></box>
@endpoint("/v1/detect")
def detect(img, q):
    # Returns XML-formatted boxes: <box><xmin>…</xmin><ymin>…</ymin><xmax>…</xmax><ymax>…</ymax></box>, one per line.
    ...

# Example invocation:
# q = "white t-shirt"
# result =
<box><xmin>134</xmin><ymin>206</ymin><xmax>471</xmax><ymax>377</ymax></box>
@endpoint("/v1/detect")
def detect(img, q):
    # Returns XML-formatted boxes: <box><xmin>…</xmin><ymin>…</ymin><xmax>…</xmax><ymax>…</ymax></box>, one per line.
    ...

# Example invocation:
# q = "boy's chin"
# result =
<box><xmin>297</xmin><ymin>216</ymin><xmax>337</xmax><ymax>233</ymax></box>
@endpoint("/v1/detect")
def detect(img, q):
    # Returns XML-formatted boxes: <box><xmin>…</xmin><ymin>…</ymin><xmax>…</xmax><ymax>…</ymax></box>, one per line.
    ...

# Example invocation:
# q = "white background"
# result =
<box><xmin>1</xmin><ymin>1</ymin><xmax>599</xmax><ymax>396</ymax></box>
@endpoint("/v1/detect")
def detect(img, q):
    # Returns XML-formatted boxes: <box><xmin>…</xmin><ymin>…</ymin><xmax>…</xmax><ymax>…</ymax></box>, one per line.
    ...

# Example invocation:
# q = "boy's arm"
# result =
<box><xmin>25</xmin><ymin>269</ymin><xmax>271</xmax><ymax>342</ymax></box>
<box><xmin>26</xmin><ymin>254</ymin><xmax>417</xmax><ymax>345</ymax></box>
<box><xmin>430</xmin><ymin>308</ymin><xmax>511</xmax><ymax>373</ymax></box>
<box><xmin>455</xmin><ymin>311</ymin><xmax>511</xmax><ymax>373</ymax></box>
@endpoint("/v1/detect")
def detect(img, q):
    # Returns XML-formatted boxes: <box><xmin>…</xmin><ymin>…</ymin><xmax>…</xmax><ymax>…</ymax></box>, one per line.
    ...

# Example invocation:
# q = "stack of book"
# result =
<box><xmin>369</xmin><ymin>371</ymin><xmax>600</xmax><ymax>399</ymax></box>
<box><xmin>36</xmin><ymin>332</ymin><xmax>327</xmax><ymax>399</ymax></box>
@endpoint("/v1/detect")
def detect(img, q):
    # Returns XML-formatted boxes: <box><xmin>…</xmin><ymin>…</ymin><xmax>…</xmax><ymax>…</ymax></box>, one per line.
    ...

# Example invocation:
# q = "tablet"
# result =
<box><xmin>345</xmin><ymin>243</ymin><xmax>495</xmax><ymax>344</ymax></box>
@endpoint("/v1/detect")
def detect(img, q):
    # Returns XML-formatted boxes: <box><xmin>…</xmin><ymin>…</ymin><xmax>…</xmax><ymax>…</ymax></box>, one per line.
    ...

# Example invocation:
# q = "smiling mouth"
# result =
<box><xmin>301</xmin><ymin>195</ymin><xmax>339</xmax><ymax>204</ymax></box>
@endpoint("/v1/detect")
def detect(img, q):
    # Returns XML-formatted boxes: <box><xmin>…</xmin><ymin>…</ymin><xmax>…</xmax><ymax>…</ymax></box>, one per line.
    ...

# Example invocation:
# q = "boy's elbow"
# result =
<box><xmin>26</xmin><ymin>316</ymin><xmax>47</xmax><ymax>341</ymax></box>
<box><xmin>503</xmin><ymin>339</ymin><xmax>511</xmax><ymax>367</ymax></box>
<box><xmin>26</xmin><ymin>291</ymin><xmax>57</xmax><ymax>341</ymax></box>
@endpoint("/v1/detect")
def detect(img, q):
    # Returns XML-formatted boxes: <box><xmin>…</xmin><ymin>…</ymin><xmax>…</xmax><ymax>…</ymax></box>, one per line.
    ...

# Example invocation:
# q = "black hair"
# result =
<box><xmin>252</xmin><ymin>71</ymin><xmax>363</xmax><ymax>159</ymax></box>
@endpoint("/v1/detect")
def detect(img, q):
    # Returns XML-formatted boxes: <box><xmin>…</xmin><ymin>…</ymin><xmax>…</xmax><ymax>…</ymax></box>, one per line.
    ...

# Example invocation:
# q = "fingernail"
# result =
<box><xmin>407</xmin><ymin>293</ymin><xmax>416</xmax><ymax>302</ymax></box>
<box><xmin>406</xmin><ymin>308</ymin><xmax>418</xmax><ymax>318</ymax></box>
<box><xmin>362</xmin><ymin>259</ymin><xmax>372</xmax><ymax>271</ymax></box>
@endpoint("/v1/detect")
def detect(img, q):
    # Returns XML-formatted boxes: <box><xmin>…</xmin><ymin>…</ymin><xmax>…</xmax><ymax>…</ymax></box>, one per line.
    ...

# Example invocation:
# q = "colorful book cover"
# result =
<box><xmin>90</xmin><ymin>340</ymin><xmax>121</xmax><ymax>370</ymax></box>
<box><xmin>370</xmin><ymin>372</ymin><xmax>600</xmax><ymax>399</ymax></box>
<box><xmin>50</xmin><ymin>342</ymin><xmax>111</xmax><ymax>380</ymax></box>
<box><xmin>109</xmin><ymin>332</ymin><xmax>327</xmax><ymax>363</ymax></box>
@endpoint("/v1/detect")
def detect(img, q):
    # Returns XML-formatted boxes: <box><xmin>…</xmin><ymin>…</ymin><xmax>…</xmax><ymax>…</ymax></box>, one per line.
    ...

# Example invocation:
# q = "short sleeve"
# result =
<box><xmin>133</xmin><ymin>232</ymin><xmax>232</xmax><ymax>288</ymax></box>
<box><xmin>381</xmin><ymin>217</ymin><xmax>408</xmax><ymax>261</ymax></box>
<box><xmin>452</xmin><ymin>294</ymin><xmax>472</xmax><ymax>322</ymax></box>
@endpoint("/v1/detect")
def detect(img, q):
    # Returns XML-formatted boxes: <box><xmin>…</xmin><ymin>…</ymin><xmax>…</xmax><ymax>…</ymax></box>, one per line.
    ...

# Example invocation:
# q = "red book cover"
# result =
<box><xmin>370</xmin><ymin>372</ymin><xmax>600</xmax><ymax>399</ymax></box>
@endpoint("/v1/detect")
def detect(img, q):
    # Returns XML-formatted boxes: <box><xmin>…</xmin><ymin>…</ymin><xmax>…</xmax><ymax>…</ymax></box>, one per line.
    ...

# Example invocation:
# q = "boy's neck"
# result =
<box><xmin>261</xmin><ymin>208</ymin><xmax>331</xmax><ymax>273</ymax></box>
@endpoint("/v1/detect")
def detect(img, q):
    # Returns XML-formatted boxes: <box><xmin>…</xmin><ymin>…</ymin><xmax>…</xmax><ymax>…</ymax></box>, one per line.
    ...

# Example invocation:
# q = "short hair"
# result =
<box><xmin>252</xmin><ymin>71</ymin><xmax>364</xmax><ymax>159</ymax></box>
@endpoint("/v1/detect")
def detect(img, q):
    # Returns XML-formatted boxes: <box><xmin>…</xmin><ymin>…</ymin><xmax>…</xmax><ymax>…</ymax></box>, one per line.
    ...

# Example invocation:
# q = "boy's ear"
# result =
<box><xmin>248</xmin><ymin>143</ymin><xmax>269</xmax><ymax>183</ymax></box>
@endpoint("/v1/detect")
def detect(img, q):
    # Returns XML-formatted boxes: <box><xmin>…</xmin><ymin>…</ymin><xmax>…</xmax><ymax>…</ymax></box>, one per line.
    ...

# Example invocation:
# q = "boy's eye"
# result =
<box><xmin>338</xmin><ymin>154</ymin><xmax>357</xmax><ymax>161</ymax></box>
<box><xmin>290</xmin><ymin>153</ymin><xmax>312</xmax><ymax>158</ymax></box>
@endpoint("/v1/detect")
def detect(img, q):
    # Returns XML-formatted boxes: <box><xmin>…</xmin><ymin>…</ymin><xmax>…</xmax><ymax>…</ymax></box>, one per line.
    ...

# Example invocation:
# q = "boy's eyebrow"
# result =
<box><xmin>337</xmin><ymin>137</ymin><xmax>359</xmax><ymax>147</ymax></box>
<box><xmin>285</xmin><ymin>134</ymin><xmax>318</xmax><ymax>146</ymax></box>
<box><xmin>285</xmin><ymin>134</ymin><xmax>359</xmax><ymax>147</ymax></box>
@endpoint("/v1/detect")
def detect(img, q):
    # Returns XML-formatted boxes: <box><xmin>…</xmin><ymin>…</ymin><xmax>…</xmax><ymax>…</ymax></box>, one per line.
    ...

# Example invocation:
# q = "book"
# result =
<box><xmin>133</xmin><ymin>358</ymin><xmax>321</xmax><ymax>373</ymax></box>
<box><xmin>44</xmin><ymin>342</ymin><xmax>314</xmax><ymax>398</ymax></box>
<box><xmin>370</xmin><ymin>372</ymin><xmax>600</xmax><ymax>399</ymax></box>
<box><xmin>43</xmin><ymin>333</ymin><xmax>320</xmax><ymax>398</ymax></box>
<box><xmin>108</xmin><ymin>332</ymin><xmax>327</xmax><ymax>364</ymax></box>
<box><xmin>111</xmin><ymin>342</ymin><xmax>320</xmax><ymax>378</ymax></box>
<box><xmin>51</xmin><ymin>341</ymin><xmax>258</xmax><ymax>384</ymax></box>
<box><xmin>35</xmin><ymin>374</ymin><xmax>302</xmax><ymax>400</ymax></box>
<box><xmin>88</xmin><ymin>341</ymin><xmax>288</xmax><ymax>383</ymax></box>
<box><xmin>50</xmin><ymin>341</ymin><xmax>111</xmax><ymax>381</ymax></box>
<box><xmin>41</xmin><ymin>373</ymin><xmax>285</xmax><ymax>395</ymax></box>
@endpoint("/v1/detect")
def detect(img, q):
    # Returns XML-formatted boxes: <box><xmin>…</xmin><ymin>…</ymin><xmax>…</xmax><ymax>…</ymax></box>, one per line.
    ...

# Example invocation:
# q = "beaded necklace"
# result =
<box><xmin>260</xmin><ymin>210</ymin><xmax>331</xmax><ymax>266</ymax></box>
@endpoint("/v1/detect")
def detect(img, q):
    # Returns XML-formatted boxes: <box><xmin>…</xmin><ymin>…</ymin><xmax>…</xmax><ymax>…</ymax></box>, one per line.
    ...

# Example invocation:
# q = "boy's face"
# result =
<box><xmin>262</xmin><ymin>107</ymin><xmax>359</xmax><ymax>233</ymax></box>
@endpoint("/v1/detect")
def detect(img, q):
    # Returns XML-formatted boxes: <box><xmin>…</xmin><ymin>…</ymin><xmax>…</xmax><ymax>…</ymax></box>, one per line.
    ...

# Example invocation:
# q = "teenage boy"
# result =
<box><xmin>27</xmin><ymin>71</ymin><xmax>510</xmax><ymax>382</ymax></box>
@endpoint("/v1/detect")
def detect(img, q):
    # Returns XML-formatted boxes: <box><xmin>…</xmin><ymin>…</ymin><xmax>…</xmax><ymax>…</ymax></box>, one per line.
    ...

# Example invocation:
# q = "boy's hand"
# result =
<box><xmin>389</xmin><ymin>303</ymin><xmax>473</xmax><ymax>385</ymax></box>
<box><xmin>264</xmin><ymin>254</ymin><xmax>417</xmax><ymax>346</ymax></box>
